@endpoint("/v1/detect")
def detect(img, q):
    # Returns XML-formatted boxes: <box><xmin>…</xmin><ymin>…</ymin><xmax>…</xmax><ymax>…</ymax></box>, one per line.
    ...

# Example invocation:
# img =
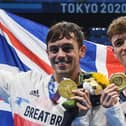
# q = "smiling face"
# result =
<box><xmin>111</xmin><ymin>33</ymin><xmax>126</xmax><ymax>68</ymax></box>
<box><xmin>47</xmin><ymin>37</ymin><xmax>86</xmax><ymax>81</ymax></box>
<box><xmin>46</xmin><ymin>21</ymin><xmax>85</xmax><ymax>82</ymax></box>
<box><xmin>107</xmin><ymin>16</ymin><xmax>126</xmax><ymax>68</ymax></box>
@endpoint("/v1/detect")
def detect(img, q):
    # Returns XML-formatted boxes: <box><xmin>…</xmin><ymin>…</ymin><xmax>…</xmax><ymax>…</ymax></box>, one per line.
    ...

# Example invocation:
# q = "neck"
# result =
<box><xmin>53</xmin><ymin>70</ymin><xmax>82</xmax><ymax>84</ymax></box>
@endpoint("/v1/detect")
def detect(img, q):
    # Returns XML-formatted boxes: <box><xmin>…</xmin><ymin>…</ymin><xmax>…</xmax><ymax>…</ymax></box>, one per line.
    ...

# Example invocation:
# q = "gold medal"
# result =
<box><xmin>109</xmin><ymin>73</ymin><xmax>126</xmax><ymax>91</ymax></box>
<box><xmin>58</xmin><ymin>79</ymin><xmax>77</xmax><ymax>99</ymax></box>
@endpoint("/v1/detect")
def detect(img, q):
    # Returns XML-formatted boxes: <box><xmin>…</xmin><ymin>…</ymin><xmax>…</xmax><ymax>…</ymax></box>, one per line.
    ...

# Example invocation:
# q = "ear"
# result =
<box><xmin>79</xmin><ymin>45</ymin><xmax>86</xmax><ymax>58</ymax></box>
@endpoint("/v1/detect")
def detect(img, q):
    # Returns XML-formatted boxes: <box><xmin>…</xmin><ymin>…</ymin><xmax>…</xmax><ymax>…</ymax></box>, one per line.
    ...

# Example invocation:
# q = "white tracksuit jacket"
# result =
<box><xmin>0</xmin><ymin>70</ymin><xmax>125</xmax><ymax>126</ymax></box>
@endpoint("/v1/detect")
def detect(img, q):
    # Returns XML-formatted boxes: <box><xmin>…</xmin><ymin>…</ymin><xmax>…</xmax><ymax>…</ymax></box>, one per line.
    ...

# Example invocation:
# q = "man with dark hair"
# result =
<box><xmin>0</xmin><ymin>21</ymin><xmax>125</xmax><ymax>126</ymax></box>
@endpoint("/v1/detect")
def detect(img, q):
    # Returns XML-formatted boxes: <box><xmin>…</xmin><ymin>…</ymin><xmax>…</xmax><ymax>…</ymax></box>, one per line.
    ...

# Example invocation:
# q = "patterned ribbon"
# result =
<box><xmin>48</xmin><ymin>76</ymin><xmax>60</xmax><ymax>104</ymax></box>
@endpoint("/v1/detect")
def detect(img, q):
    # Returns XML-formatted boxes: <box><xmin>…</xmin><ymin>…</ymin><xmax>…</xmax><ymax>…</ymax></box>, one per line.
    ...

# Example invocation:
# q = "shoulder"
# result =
<box><xmin>105</xmin><ymin>102</ymin><xmax>126</xmax><ymax>125</ymax></box>
<box><xmin>18</xmin><ymin>70</ymin><xmax>51</xmax><ymax>82</ymax></box>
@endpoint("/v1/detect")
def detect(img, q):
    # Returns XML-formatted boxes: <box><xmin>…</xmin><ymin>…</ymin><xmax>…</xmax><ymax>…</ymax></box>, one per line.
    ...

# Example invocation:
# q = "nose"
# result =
<box><xmin>56</xmin><ymin>48</ymin><xmax>66</xmax><ymax>57</ymax></box>
<box><xmin>120</xmin><ymin>40</ymin><xmax>126</xmax><ymax>52</ymax></box>
<box><xmin>122</xmin><ymin>40</ymin><xmax>126</xmax><ymax>47</ymax></box>
<box><xmin>124</xmin><ymin>40</ymin><xmax>126</xmax><ymax>45</ymax></box>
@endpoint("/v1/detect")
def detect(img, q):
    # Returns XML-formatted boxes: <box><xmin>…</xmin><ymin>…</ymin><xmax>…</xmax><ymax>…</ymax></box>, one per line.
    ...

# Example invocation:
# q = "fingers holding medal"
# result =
<box><xmin>58</xmin><ymin>79</ymin><xmax>91</xmax><ymax>110</ymax></box>
<box><xmin>71</xmin><ymin>88</ymin><xmax>92</xmax><ymax>110</ymax></box>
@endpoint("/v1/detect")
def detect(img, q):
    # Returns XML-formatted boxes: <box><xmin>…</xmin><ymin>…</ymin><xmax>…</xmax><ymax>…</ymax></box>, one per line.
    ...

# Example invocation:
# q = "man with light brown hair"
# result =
<box><xmin>107</xmin><ymin>16</ymin><xmax>126</xmax><ymax>119</ymax></box>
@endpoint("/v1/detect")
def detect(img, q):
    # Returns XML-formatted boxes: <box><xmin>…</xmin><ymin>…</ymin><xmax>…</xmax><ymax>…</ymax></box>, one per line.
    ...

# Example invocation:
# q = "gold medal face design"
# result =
<box><xmin>58</xmin><ymin>79</ymin><xmax>77</xmax><ymax>99</ymax></box>
<box><xmin>109</xmin><ymin>73</ymin><xmax>126</xmax><ymax>91</ymax></box>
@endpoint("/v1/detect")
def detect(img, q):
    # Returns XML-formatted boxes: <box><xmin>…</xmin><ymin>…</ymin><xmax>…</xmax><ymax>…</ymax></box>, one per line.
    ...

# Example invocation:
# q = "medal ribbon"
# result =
<box><xmin>48</xmin><ymin>76</ymin><xmax>60</xmax><ymax>104</ymax></box>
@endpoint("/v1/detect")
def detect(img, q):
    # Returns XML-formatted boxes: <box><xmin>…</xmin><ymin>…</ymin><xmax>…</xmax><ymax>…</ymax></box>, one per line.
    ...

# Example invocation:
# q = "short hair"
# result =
<box><xmin>107</xmin><ymin>16</ymin><xmax>126</xmax><ymax>40</ymax></box>
<box><xmin>46</xmin><ymin>21</ymin><xmax>84</xmax><ymax>48</ymax></box>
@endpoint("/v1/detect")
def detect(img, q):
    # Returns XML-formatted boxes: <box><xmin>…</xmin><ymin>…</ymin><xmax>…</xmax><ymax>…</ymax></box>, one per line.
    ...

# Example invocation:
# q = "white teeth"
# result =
<box><xmin>55</xmin><ymin>61</ymin><xmax>66</xmax><ymax>64</ymax></box>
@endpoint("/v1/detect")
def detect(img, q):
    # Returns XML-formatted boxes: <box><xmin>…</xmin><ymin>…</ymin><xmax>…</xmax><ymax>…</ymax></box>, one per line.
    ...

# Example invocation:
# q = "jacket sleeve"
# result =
<box><xmin>71</xmin><ymin>110</ymin><xmax>90</xmax><ymax>126</ymax></box>
<box><xmin>105</xmin><ymin>102</ymin><xmax>126</xmax><ymax>126</ymax></box>
<box><xmin>0</xmin><ymin>70</ymin><xmax>18</xmax><ymax>103</ymax></box>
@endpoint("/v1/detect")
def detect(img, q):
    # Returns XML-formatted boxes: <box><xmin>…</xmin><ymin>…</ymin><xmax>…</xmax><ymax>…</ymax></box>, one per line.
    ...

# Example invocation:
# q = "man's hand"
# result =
<box><xmin>100</xmin><ymin>84</ymin><xmax>119</xmax><ymax>108</ymax></box>
<box><xmin>71</xmin><ymin>88</ymin><xmax>92</xmax><ymax>110</ymax></box>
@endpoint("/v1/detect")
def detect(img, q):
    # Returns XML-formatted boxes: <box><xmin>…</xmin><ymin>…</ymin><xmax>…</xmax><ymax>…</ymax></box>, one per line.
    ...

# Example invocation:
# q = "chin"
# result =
<box><xmin>57</xmin><ymin>70</ymin><xmax>70</xmax><ymax>76</ymax></box>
